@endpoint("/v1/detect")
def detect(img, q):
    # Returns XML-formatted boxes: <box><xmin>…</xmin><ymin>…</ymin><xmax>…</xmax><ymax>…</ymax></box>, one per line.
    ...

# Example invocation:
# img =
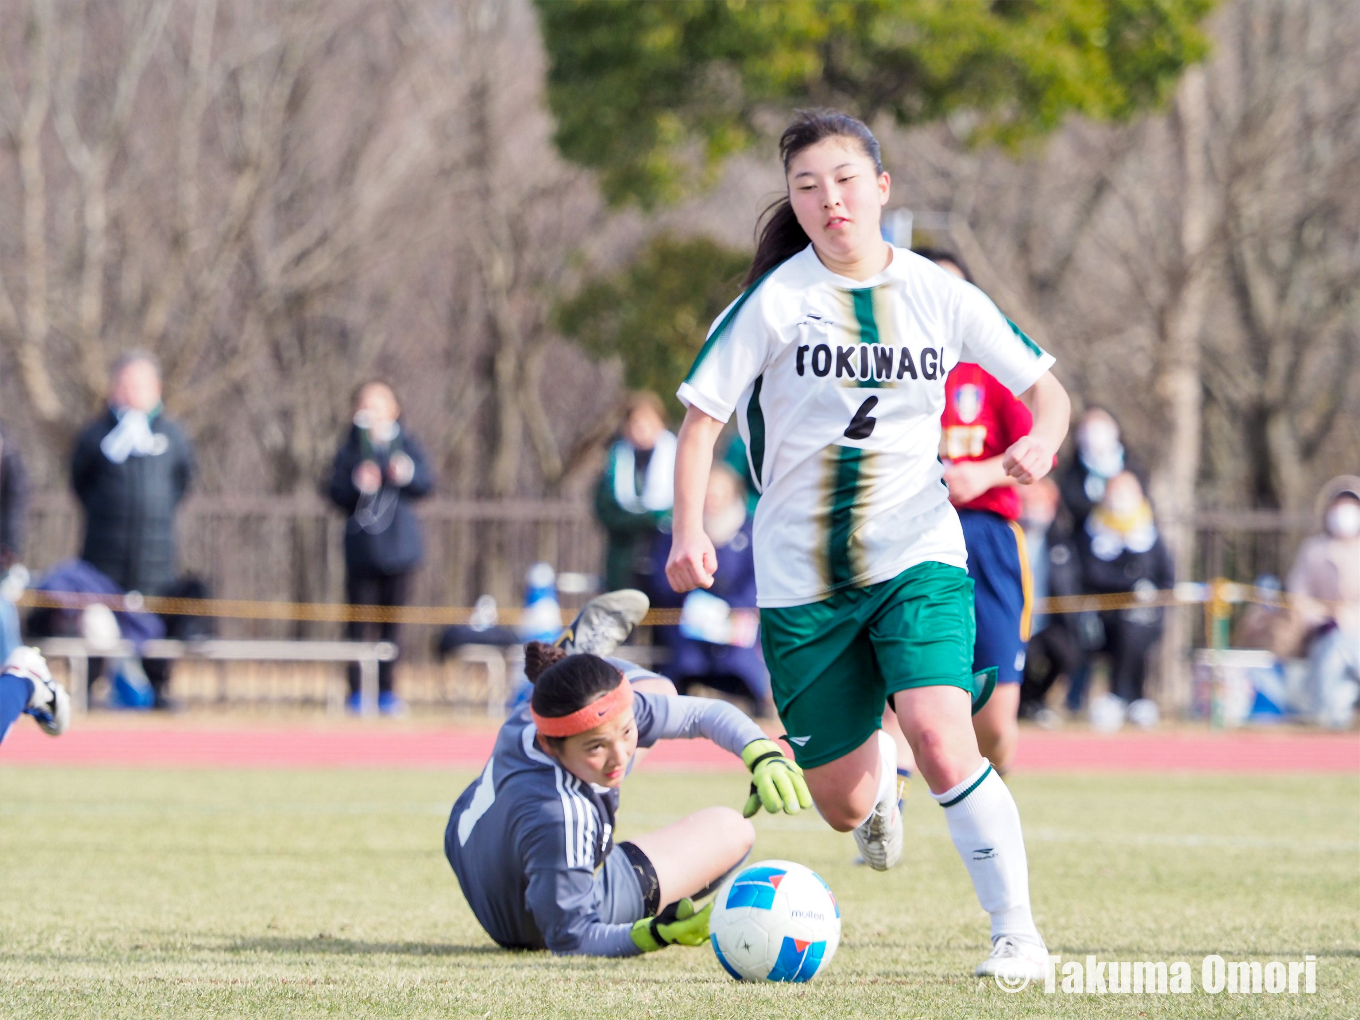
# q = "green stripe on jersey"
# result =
<box><xmin>826</xmin><ymin>445</ymin><xmax>865</xmax><ymax>589</ymax></box>
<box><xmin>1005</xmin><ymin>316</ymin><xmax>1046</xmax><ymax>359</ymax></box>
<box><xmin>850</xmin><ymin>287</ymin><xmax>883</xmax><ymax>389</ymax></box>
<box><xmin>851</xmin><ymin>288</ymin><xmax>879</xmax><ymax>345</ymax></box>
<box><xmin>683</xmin><ymin>266</ymin><xmax>778</xmax><ymax>384</ymax></box>
<box><xmin>745</xmin><ymin>375</ymin><xmax>766</xmax><ymax>489</ymax></box>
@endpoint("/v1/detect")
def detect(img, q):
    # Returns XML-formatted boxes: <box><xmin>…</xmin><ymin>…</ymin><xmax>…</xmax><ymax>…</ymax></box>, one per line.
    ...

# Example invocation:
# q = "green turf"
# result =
<box><xmin>0</xmin><ymin>767</ymin><xmax>1356</xmax><ymax>1018</ymax></box>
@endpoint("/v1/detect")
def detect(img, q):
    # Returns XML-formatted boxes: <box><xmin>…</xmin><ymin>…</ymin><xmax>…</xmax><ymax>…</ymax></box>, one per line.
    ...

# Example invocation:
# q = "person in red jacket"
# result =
<box><xmin>921</xmin><ymin>249</ymin><xmax>1037</xmax><ymax>776</ymax></box>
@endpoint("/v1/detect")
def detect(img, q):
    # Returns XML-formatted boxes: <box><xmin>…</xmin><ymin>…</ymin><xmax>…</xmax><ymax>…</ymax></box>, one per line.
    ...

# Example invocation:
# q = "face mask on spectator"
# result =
<box><xmin>1326</xmin><ymin>500</ymin><xmax>1360</xmax><ymax>539</ymax></box>
<box><xmin>1108</xmin><ymin>489</ymin><xmax>1142</xmax><ymax>517</ymax></box>
<box><xmin>1078</xmin><ymin>419</ymin><xmax>1118</xmax><ymax>458</ymax></box>
<box><xmin>1076</xmin><ymin>417</ymin><xmax>1124</xmax><ymax>481</ymax></box>
<box><xmin>354</xmin><ymin>410</ymin><xmax>398</xmax><ymax>445</ymax></box>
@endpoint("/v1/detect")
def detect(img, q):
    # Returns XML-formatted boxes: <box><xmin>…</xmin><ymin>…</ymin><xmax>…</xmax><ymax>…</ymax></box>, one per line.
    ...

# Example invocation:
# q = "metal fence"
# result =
<box><xmin>22</xmin><ymin>493</ymin><xmax>605</xmax><ymax>654</ymax></box>
<box><xmin>20</xmin><ymin>492</ymin><xmax>1315</xmax><ymax>656</ymax></box>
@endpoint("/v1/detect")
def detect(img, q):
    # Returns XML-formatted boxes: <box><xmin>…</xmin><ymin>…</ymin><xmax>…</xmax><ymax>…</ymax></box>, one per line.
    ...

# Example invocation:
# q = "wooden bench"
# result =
<box><xmin>36</xmin><ymin>638</ymin><xmax>398</xmax><ymax>716</ymax></box>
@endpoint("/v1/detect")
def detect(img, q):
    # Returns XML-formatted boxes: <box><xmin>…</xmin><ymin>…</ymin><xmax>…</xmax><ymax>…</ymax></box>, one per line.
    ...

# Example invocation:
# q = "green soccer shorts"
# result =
<box><xmin>759</xmin><ymin>560</ymin><xmax>976</xmax><ymax>769</ymax></box>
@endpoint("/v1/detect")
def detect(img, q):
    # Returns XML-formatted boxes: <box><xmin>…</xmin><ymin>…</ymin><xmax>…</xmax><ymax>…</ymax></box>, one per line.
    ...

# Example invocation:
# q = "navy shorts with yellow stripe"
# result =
<box><xmin>958</xmin><ymin>508</ymin><xmax>1031</xmax><ymax>684</ymax></box>
<box><xmin>759</xmin><ymin>561</ymin><xmax>976</xmax><ymax>769</ymax></box>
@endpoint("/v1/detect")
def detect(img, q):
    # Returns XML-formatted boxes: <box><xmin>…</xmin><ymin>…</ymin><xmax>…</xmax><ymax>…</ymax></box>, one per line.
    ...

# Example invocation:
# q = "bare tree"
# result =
<box><xmin>1205</xmin><ymin>0</ymin><xmax>1360</xmax><ymax>515</ymax></box>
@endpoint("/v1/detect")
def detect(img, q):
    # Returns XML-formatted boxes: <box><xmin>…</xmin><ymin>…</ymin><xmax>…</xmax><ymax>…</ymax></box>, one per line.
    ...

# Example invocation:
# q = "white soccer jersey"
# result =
<box><xmin>678</xmin><ymin>245</ymin><xmax>1055</xmax><ymax>608</ymax></box>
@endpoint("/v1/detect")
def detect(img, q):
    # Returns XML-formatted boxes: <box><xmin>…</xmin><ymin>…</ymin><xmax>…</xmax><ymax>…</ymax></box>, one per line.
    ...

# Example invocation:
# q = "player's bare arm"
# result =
<box><xmin>665</xmin><ymin>407</ymin><xmax>725</xmax><ymax>593</ymax></box>
<box><xmin>943</xmin><ymin>456</ymin><xmax>1015</xmax><ymax>505</ymax></box>
<box><xmin>1005</xmin><ymin>370</ymin><xmax>1070</xmax><ymax>484</ymax></box>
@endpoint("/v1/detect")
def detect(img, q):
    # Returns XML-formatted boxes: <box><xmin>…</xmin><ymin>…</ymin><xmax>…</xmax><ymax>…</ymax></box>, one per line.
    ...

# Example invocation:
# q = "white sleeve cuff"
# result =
<box><xmin>998</xmin><ymin>352</ymin><xmax>1056</xmax><ymax>398</ymax></box>
<box><xmin>676</xmin><ymin>383</ymin><xmax>734</xmax><ymax>424</ymax></box>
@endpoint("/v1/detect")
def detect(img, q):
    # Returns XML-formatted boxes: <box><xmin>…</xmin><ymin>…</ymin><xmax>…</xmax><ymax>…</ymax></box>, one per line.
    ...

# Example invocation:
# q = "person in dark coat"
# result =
<box><xmin>328</xmin><ymin>380</ymin><xmax>434</xmax><ymax>713</ymax></box>
<box><xmin>649</xmin><ymin>464</ymin><xmax>770</xmax><ymax>714</ymax></box>
<box><xmin>0</xmin><ymin>423</ymin><xmax>28</xmax><ymax>662</ymax></box>
<box><xmin>72</xmin><ymin>354</ymin><xmax>194</xmax><ymax>593</ymax></box>
<box><xmin>0</xmin><ymin>423</ymin><xmax>28</xmax><ymax>571</ymax></box>
<box><xmin>1076</xmin><ymin>471</ymin><xmax>1174</xmax><ymax>720</ymax></box>
<box><xmin>70</xmin><ymin>352</ymin><xmax>195</xmax><ymax>707</ymax></box>
<box><xmin>1056</xmin><ymin>406</ymin><xmax>1145</xmax><ymax>530</ymax></box>
<box><xmin>1016</xmin><ymin>478</ymin><xmax>1091</xmax><ymax>722</ymax></box>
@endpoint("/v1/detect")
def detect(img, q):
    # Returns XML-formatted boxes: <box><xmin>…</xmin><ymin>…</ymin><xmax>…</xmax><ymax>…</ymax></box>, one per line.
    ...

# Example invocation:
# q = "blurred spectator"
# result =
<box><xmin>1077</xmin><ymin>471</ymin><xmax>1173</xmax><ymax>729</ymax></box>
<box><xmin>0</xmin><ymin>422</ymin><xmax>28</xmax><ymax>571</ymax></box>
<box><xmin>1286</xmin><ymin>477</ymin><xmax>1360</xmax><ymax>728</ymax></box>
<box><xmin>1016</xmin><ymin>478</ymin><xmax>1089</xmax><ymax>726</ymax></box>
<box><xmin>1232</xmin><ymin>575</ymin><xmax>1310</xmax><ymax>660</ymax></box>
<box><xmin>650</xmin><ymin>463</ymin><xmax>770</xmax><ymax>715</ymax></box>
<box><xmin>0</xmin><ymin>423</ymin><xmax>28</xmax><ymax>663</ymax></box>
<box><xmin>595</xmin><ymin>392</ymin><xmax>675</xmax><ymax>593</ymax></box>
<box><xmin>70</xmin><ymin>352</ymin><xmax>196</xmax><ymax>708</ymax></box>
<box><xmin>328</xmin><ymin>381</ymin><xmax>434</xmax><ymax>714</ymax></box>
<box><xmin>1058</xmin><ymin>407</ymin><xmax>1144</xmax><ymax>528</ymax></box>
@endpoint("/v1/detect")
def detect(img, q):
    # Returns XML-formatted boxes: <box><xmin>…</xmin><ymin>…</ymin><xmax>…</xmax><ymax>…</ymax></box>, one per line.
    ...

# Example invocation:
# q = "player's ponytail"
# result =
<box><xmin>524</xmin><ymin>641</ymin><xmax>567</xmax><ymax>682</ymax></box>
<box><xmin>528</xmin><ymin>651</ymin><xmax>623</xmax><ymax>720</ymax></box>
<box><xmin>745</xmin><ymin>109</ymin><xmax>885</xmax><ymax>287</ymax></box>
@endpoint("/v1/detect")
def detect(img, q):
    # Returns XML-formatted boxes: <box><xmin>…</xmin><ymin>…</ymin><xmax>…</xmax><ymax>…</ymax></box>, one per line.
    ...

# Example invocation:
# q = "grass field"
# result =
<box><xmin>1</xmin><ymin>766</ymin><xmax>1356</xmax><ymax>1019</ymax></box>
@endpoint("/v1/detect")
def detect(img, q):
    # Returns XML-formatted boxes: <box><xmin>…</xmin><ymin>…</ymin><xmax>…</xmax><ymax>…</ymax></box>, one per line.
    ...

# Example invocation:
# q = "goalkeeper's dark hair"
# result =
<box><xmin>912</xmin><ymin>247</ymin><xmax>974</xmax><ymax>284</ymax></box>
<box><xmin>526</xmin><ymin>648</ymin><xmax>622</xmax><ymax>719</ymax></box>
<box><xmin>745</xmin><ymin>109</ymin><xmax>884</xmax><ymax>287</ymax></box>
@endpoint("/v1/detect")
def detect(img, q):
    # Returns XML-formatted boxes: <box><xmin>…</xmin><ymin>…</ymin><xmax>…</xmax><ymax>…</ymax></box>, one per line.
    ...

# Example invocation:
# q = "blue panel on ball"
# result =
<box><xmin>738</xmin><ymin>865</ymin><xmax>788</xmax><ymax>884</ymax></box>
<box><xmin>724</xmin><ymin>882</ymin><xmax>775</xmax><ymax>910</ymax></box>
<box><xmin>711</xmin><ymin>933</ymin><xmax>745</xmax><ymax>981</ymax></box>
<box><xmin>724</xmin><ymin>866</ymin><xmax>785</xmax><ymax>911</ymax></box>
<box><xmin>766</xmin><ymin>936</ymin><xmax>826</xmax><ymax>983</ymax></box>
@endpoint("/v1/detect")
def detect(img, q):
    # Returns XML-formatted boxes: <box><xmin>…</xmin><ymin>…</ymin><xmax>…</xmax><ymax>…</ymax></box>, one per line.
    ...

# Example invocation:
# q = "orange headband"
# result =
<box><xmin>531</xmin><ymin>678</ymin><xmax>634</xmax><ymax>738</ymax></box>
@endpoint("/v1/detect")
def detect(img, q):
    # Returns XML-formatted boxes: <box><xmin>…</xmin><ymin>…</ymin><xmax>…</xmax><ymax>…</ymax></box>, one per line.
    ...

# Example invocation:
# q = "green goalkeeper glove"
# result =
<box><xmin>630</xmin><ymin>898</ymin><xmax>712</xmax><ymax>952</ymax></box>
<box><xmin>741</xmin><ymin>738</ymin><xmax>813</xmax><ymax>818</ymax></box>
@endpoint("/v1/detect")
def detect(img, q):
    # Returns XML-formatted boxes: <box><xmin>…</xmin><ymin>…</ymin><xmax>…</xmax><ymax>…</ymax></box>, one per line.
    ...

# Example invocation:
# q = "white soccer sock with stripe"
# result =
<box><xmin>930</xmin><ymin>761</ymin><xmax>1041</xmax><ymax>944</ymax></box>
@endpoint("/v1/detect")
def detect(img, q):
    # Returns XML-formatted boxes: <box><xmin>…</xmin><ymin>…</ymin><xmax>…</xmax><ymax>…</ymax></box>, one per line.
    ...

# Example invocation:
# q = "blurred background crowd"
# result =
<box><xmin>0</xmin><ymin>0</ymin><xmax>1354</xmax><ymax>726</ymax></box>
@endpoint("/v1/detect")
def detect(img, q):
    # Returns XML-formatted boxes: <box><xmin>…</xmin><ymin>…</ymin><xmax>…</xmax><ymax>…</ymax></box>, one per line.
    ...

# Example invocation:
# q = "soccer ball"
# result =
<box><xmin>709</xmin><ymin>859</ymin><xmax>840</xmax><ymax>982</ymax></box>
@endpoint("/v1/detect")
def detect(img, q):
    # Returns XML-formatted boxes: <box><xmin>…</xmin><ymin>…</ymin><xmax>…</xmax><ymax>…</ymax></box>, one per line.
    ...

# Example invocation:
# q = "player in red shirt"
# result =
<box><xmin>923</xmin><ymin>249</ymin><xmax>1036</xmax><ymax>776</ymax></box>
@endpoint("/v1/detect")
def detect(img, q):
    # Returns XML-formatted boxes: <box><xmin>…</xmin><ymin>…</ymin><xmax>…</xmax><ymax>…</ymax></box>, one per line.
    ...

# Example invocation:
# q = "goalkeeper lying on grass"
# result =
<box><xmin>444</xmin><ymin>592</ymin><xmax>809</xmax><ymax>957</ymax></box>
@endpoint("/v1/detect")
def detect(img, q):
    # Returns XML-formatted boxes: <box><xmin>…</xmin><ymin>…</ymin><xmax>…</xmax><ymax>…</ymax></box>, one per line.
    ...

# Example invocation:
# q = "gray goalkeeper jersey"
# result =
<box><xmin>444</xmin><ymin>658</ymin><xmax>764</xmax><ymax>956</ymax></box>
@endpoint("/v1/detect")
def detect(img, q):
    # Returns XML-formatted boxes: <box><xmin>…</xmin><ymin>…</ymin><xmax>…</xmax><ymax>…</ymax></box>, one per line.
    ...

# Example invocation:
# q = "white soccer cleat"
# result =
<box><xmin>852</xmin><ymin>771</ymin><xmax>910</xmax><ymax>865</ymax></box>
<box><xmin>558</xmin><ymin>589</ymin><xmax>650</xmax><ymax>657</ymax></box>
<box><xmin>975</xmin><ymin>934</ymin><xmax>1049</xmax><ymax>981</ymax></box>
<box><xmin>851</xmin><ymin>787</ymin><xmax>903</xmax><ymax>871</ymax></box>
<box><xmin>7</xmin><ymin>646</ymin><xmax>70</xmax><ymax>737</ymax></box>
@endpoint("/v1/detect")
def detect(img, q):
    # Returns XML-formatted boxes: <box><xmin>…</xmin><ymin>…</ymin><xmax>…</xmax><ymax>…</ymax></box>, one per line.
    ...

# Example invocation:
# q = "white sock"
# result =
<box><xmin>875</xmin><ymin>730</ymin><xmax>898</xmax><ymax>804</ymax></box>
<box><xmin>930</xmin><ymin>761</ymin><xmax>1041</xmax><ymax>945</ymax></box>
<box><xmin>853</xmin><ymin>730</ymin><xmax>899</xmax><ymax>828</ymax></box>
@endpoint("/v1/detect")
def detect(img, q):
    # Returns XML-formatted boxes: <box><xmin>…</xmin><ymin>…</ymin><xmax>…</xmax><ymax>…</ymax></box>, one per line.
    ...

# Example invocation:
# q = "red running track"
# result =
<box><xmin>0</xmin><ymin>723</ymin><xmax>1357</xmax><ymax>772</ymax></box>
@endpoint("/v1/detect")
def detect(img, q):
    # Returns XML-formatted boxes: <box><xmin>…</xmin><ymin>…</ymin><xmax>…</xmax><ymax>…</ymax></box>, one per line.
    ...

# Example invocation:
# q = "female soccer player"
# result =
<box><xmin>666</xmin><ymin>110</ymin><xmax>1070</xmax><ymax>980</ymax></box>
<box><xmin>444</xmin><ymin>644</ymin><xmax>810</xmax><ymax>957</ymax></box>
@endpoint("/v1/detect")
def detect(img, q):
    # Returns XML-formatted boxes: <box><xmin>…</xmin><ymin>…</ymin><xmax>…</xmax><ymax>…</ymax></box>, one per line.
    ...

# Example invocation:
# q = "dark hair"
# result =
<box><xmin>913</xmin><ymin>247</ymin><xmax>974</xmax><ymax>284</ymax></box>
<box><xmin>524</xmin><ymin>641</ymin><xmax>567</xmax><ymax>682</ymax></box>
<box><xmin>622</xmin><ymin>390</ymin><xmax>666</xmax><ymax>424</ymax></box>
<box><xmin>529</xmin><ymin>652</ymin><xmax>622</xmax><ymax>720</ymax></box>
<box><xmin>744</xmin><ymin>110</ymin><xmax>885</xmax><ymax>287</ymax></box>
